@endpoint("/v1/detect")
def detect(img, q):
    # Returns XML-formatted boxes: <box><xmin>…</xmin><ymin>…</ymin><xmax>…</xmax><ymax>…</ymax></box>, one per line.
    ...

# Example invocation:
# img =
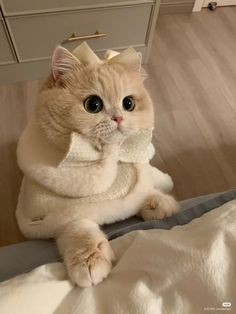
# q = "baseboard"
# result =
<box><xmin>159</xmin><ymin>0</ymin><xmax>195</xmax><ymax>14</ymax></box>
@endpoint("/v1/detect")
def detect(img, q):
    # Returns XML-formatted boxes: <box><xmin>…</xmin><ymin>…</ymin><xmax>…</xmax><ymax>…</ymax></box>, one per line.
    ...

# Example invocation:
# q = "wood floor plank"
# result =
<box><xmin>0</xmin><ymin>81</ymin><xmax>39</xmax><ymax>245</ymax></box>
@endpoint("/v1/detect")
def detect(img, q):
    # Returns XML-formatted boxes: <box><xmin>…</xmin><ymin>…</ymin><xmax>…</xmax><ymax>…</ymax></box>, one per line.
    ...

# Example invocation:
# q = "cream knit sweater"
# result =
<box><xmin>16</xmin><ymin>119</ymin><xmax>169</xmax><ymax>236</ymax></box>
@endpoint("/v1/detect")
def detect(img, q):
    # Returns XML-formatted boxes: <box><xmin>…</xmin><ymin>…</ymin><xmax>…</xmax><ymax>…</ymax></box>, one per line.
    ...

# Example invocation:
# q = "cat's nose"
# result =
<box><xmin>112</xmin><ymin>115</ymin><xmax>123</xmax><ymax>125</ymax></box>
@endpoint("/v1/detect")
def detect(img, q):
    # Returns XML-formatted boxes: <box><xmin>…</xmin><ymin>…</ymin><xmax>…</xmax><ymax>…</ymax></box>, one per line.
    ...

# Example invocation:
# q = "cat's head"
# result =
<box><xmin>36</xmin><ymin>46</ymin><xmax>154</xmax><ymax>149</ymax></box>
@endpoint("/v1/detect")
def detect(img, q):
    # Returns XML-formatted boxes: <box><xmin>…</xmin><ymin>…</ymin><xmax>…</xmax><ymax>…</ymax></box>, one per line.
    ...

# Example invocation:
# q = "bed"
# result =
<box><xmin>0</xmin><ymin>189</ymin><xmax>235</xmax><ymax>314</ymax></box>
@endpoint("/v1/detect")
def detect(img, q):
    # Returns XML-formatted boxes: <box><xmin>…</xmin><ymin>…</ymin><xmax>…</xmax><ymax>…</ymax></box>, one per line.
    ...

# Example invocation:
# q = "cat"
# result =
<box><xmin>16</xmin><ymin>44</ymin><xmax>179</xmax><ymax>287</ymax></box>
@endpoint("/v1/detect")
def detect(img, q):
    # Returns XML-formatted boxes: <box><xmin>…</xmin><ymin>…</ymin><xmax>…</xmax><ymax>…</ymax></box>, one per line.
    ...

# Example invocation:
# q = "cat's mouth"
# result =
<box><xmin>114</xmin><ymin>124</ymin><xmax>128</xmax><ymax>135</ymax></box>
<box><xmin>92</xmin><ymin>120</ymin><xmax>135</xmax><ymax>142</ymax></box>
<box><xmin>115</xmin><ymin>124</ymin><xmax>135</xmax><ymax>136</ymax></box>
<box><xmin>116</xmin><ymin>124</ymin><xmax>122</xmax><ymax>131</ymax></box>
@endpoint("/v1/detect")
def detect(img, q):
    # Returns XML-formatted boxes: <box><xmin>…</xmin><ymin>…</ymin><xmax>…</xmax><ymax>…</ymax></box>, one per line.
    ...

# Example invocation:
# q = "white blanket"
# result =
<box><xmin>1</xmin><ymin>200</ymin><xmax>235</xmax><ymax>314</ymax></box>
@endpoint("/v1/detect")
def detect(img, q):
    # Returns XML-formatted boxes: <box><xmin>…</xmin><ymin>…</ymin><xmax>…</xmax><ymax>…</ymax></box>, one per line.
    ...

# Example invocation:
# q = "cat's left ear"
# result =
<box><xmin>51</xmin><ymin>45</ymin><xmax>80</xmax><ymax>80</ymax></box>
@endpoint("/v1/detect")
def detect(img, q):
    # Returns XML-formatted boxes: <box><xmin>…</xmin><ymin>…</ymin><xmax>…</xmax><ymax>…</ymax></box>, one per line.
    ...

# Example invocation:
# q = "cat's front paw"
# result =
<box><xmin>139</xmin><ymin>193</ymin><xmax>179</xmax><ymax>220</ymax></box>
<box><xmin>65</xmin><ymin>239</ymin><xmax>115</xmax><ymax>287</ymax></box>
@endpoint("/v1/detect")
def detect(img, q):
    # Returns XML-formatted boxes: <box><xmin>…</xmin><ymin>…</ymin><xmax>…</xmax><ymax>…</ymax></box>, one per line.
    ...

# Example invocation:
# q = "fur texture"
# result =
<box><xmin>38</xmin><ymin>68</ymin><xmax>153</xmax><ymax>147</ymax></box>
<box><xmin>16</xmin><ymin>46</ymin><xmax>179</xmax><ymax>287</ymax></box>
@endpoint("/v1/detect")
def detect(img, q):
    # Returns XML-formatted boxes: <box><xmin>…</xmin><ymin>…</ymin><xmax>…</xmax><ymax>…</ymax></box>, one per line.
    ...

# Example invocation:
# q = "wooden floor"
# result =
<box><xmin>147</xmin><ymin>7</ymin><xmax>236</xmax><ymax>199</ymax></box>
<box><xmin>1</xmin><ymin>7</ymin><xmax>236</xmax><ymax>246</ymax></box>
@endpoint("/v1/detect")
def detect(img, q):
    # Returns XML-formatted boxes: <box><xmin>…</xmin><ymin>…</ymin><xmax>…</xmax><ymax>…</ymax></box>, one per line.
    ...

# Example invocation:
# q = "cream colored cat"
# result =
<box><xmin>16</xmin><ymin>43</ymin><xmax>179</xmax><ymax>287</ymax></box>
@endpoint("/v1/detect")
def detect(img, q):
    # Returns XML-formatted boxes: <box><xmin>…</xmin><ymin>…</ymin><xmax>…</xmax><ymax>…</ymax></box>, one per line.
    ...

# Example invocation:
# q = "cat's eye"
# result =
<box><xmin>83</xmin><ymin>95</ymin><xmax>103</xmax><ymax>113</ymax></box>
<box><xmin>122</xmin><ymin>96</ymin><xmax>135</xmax><ymax>112</ymax></box>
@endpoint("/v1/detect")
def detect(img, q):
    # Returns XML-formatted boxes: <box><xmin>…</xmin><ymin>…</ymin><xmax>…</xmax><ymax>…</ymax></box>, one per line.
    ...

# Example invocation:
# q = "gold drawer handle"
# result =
<box><xmin>62</xmin><ymin>30</ymin><xmax>107</xmax><ymax>44</ymax></box>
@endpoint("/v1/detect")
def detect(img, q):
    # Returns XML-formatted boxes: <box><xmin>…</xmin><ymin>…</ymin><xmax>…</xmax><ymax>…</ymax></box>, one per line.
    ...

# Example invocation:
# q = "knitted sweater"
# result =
<box><xmin>16</xmin><ymin>119</ymin><xmax>157</xmax><ymax>234</ymax></box>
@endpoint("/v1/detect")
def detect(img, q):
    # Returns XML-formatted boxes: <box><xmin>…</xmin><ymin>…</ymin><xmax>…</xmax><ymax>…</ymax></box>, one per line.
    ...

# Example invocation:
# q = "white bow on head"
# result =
<box><xmin>72</xmin><ymin>42</ymin><xmax>142</xmax><ymax>71</ymax></box>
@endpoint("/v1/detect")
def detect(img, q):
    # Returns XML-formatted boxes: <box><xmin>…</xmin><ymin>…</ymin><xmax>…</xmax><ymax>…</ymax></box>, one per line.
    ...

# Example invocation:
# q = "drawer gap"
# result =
<box><xmin>0</xmin><ymin>7</ymin><xmax>19</xmax><ymax>63</ymax></box>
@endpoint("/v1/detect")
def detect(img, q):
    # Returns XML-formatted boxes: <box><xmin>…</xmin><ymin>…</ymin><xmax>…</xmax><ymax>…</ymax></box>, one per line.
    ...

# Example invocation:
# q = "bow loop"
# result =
<box><xmin>72</xmin><ymin>42</ymin><xmax>142</xmax><ymax>71</ymax></box>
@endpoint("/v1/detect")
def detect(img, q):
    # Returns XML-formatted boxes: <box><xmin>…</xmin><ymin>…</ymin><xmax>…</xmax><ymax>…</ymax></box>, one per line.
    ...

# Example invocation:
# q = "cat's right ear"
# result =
<box><xmin>51</xmin><ymin>46</ymin><xmax>80</xmax><ymax>80</ymax></box>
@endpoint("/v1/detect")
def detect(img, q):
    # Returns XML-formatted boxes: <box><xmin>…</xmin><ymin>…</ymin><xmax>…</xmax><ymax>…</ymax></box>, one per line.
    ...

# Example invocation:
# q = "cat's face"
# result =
<box><xmin>36</xmin><ymin>47</ymin><xmax>154</xmax><ymax>149</ymax></box>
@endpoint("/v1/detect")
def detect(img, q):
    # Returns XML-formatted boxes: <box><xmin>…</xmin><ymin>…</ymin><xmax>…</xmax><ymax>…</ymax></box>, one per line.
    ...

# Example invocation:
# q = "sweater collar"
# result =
<box><xmin>59</xmin><ymin>129</ymin><xmax>154</xmax><ymax>167</ymax></box>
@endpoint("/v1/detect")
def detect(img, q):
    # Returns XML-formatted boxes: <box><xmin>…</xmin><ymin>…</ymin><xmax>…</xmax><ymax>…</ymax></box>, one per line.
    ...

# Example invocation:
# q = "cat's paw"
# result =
<box><xmin>65</xmin><ymin>239</ymin><xmax>115</xmax><ymax>287</ymax></box>
<box><xmin>139</xmin><ymin>193</ymin><xmax>179</xmax><ymax>220</ymax></box>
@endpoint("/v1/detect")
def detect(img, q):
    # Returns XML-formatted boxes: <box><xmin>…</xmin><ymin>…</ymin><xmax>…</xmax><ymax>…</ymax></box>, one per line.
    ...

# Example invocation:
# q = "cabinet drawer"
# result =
<box><xmin>0</xmin><ymin>19</ymin><xmax>16</xmax><ymax>65</ymax></box>
<box><xmin>7</xmin><ymin>5</ymin><xmax>152</xmax><ymax>62</ymax></box>
<box><xmin>1</xmin><ymin>0</ymin><xmax>154</xmax><ymax>15</ymax></box>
